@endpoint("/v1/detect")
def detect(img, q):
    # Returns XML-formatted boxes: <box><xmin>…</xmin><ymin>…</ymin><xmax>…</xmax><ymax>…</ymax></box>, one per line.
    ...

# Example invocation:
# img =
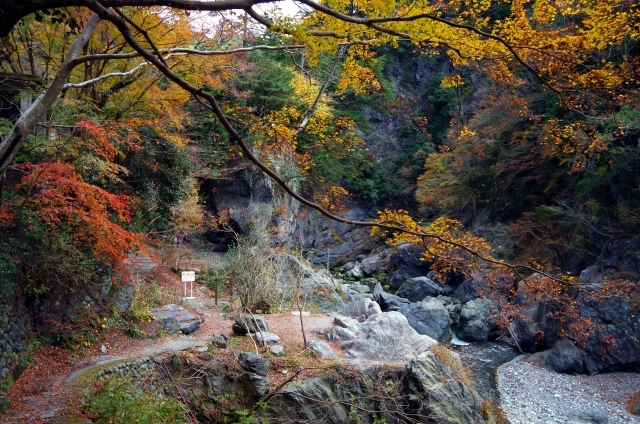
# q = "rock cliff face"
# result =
<box><xmin>200</xmin><ymin>166</ymin><xmax>302</xmax><ymax>249</ymax></box>
<box><xmin>0</xmin><ymin>296</ymin><xmax>28</xmax><ymax>382</ymax></box>
<box><xmin>153</xmin><ymin>348</ymin><xmax>486</xmax><ymax>424</ymax></box>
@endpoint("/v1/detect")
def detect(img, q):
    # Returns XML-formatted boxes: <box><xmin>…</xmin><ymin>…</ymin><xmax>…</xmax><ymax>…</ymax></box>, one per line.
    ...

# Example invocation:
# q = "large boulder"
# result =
<box><xmin>596</xmin><ymin>297</ymin><xmax>632</xmax><ymax>323</ymax></box>
<box><xmin>405</xmin><ymin>352</ymin><xmax>484</xmax><ymax>424</ymax></box>
<box><xmin>509</xmin><ymin>275</ymin><xmax>560</xmax><ymax>352</ymax></box>
<box><xmin>535</xmin><ymin>293</ymin><xmax>640</xmax><ymax>375</ymax></box>
<box><xmin>580</xmin><ymin>310</ymin><xmax>640</xmax><ymax>374</ymax></box>
<box><xmin>308</xmin><ymin>340</ymin><xmax>339</xmax><ymax>359</ymax></box>
<box><xmin>277</xmin><ymin>254</ymin><xmax>343</xmax><ymax>312</ymax></box>
<box><xmin>282</xmin><ymin>376</ymin><xmax>357</xmax><ymax>423</ymax></box>
<box><xmin>232</xmin><ymin>315</ymin><xmax>269</xmax><ymax>335</ymax></box>
<box><xmin>359</xmin><ymin>254</ymin><xmax>383</xmax><ymax>276</ymax></box>
<box><xmin>398</xmin><ymin>298</ymin><xmax>452</xmax><ymax>342</ymax></box>
<box><xmin>396</xmin><ymin>276</ymin><xmax>452</xmax><ymax>302</ymax></box>
<box><xmin>544</xmin><ymin>339</ymin><xmax>584</xmax><ymax>374</ymax></box>
<box><xmin>457</xmin><ymin>299</ymin><xmax>496</xmax><ymax>342</ymax></box>
<box><xmin>341</xmin><ymin>298</ymin><xmax>381</xmax><ymax>322</ymax></box>
<box><xmin>372</xmin><ymin>282</ymin><xmax>410</xmax><ymax>312</ymax></box>
<box><xmin>388</xmin><ymin>244</ymin><xmax>432</xmax><ymax>287</ymax></box>
<box><xmin>304</xmin><ymin>206</ymin><xmax>378</xmax><ymax>265</ymax></box>
<box><xmin>150</xmin><ymin>304</ymin><xmax>201</xmax><ymax>334</ymax></box>
<box><xmin>113</xmin><ymin>281</ymin><xmax>135</xmax><ymax>312</ymax></box>
<box><xmin>454</xmin><ymin>278</ymin><xmax>482</xmax><ymax>304</ymax></box>
<box><xmin>339</xmin><ymin>312</ymin><xmax>437</xmax><ymax>362</ymax></box>
<box><xmin>240</xmin><ymin>352</ymin><xmax>269</xmax><ymax>376</ymax></box>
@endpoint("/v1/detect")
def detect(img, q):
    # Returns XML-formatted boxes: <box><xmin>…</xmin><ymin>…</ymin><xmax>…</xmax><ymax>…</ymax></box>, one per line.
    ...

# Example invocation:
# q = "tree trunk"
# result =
<box><xmin>0</xmin><ymin>14</ymin><xmax>101</xmax><ymax>174</ymax></box>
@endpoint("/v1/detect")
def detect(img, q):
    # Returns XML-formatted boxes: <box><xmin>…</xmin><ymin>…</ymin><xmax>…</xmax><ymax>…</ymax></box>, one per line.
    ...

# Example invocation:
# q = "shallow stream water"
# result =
<box><xmin>453</xmin><ymin>341</ymin><xmax>520</xmax><ymax>405</ymax></box>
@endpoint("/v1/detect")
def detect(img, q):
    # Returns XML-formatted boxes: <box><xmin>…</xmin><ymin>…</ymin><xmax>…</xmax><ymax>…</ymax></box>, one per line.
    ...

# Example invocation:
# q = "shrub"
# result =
<box><xmin>85</xmin><ymin>377</ymin><xmax>188</xmax><ymax>424</ymax></box>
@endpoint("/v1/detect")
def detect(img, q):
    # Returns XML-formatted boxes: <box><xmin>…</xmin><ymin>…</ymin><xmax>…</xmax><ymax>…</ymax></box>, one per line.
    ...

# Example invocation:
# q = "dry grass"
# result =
<box><xmin>628</xmin><ymin>391</ymin><xmax>640</xmax><ymax>415</ymax></box>
<box><xmin>430</xmin><ymin>344</ymin><xmax>475</xmax><ymax>390</ymax></box>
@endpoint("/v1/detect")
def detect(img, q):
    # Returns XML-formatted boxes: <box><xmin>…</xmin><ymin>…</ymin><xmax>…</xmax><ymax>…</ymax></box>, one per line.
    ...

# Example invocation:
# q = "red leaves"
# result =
<box><xmin>75</xmin><ymin>118</ymin><xmax>116</xmax><ymax>161</ymax></box>
<box><xmin>16</xmin><ymin>161</ymin><xmax>142</xmax><ymax>268</ymax></box>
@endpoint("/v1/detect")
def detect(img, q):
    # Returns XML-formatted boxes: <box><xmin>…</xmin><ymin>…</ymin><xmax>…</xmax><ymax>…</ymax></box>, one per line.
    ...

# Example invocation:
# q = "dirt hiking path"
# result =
<box><xmin>0</xmin><ymin>248</ymin><xmax>332</xmax><ymax>424</ymax></box>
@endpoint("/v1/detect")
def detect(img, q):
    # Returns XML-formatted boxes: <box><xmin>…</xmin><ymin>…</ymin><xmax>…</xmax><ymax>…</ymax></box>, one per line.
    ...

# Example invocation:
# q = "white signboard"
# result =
<box><xmin>181</xmin><ymin>271</ymin><xmax>196</xmax><ymax>282</ymax></box>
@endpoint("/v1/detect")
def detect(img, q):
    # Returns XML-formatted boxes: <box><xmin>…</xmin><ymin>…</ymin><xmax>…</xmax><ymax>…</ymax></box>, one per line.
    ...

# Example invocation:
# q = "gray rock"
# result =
<box><xmin>323</xmin><ymin>326</ymin><xmax>355</xmax><ymax>342</ymax></box>
<box><xmin>340</xmin><ymin>312</ymin><xmax>436</xmax><ymax>362</ymax></box>
<box><xmin>396</xmin><ymin>276</ymin><xmax>452</xmax><ymax>302</ymax></box>
<box><xmin>233</xmin><ymin>315</ymin><xmax>269</xmax><ymax>335</ymax></box>
<box><xmin>151</xmin><ymin>304</ymin><xmax>201</xmax><ymax>334</ymax></box>
<box><xmin>163</xmin><ymin>317</ymin><xmax>181</xmax><ymax>334</ymax></box>
<box><xmin>510</xmin><ymin>276</ymin><xmax>560</xmax><ymax>352</ymax></box>
<box><xmin>359</xmin><ymin>254</ymin><xmax>382</xmax><ymax>276</ymax></box>
<box><xmin>406</xmin><ymin>351</ymin><xmax>484</xmax><ymax>424</ymax></box>
<box><xmin>340</xmin><ymin>298</ymin><xmax>381</xmax><ymax>321</ymax></box>
<box><xmin>247</xmin><ymin>373</ymin><xmax>270</xmax><ymax>398</ymax></box>
<box><xmin>567</xmin><ymin>408</ymin><xmax>609</xmax><ymax>424</ymax></box>
<box><xmin>545</xmin><ymin>339</ymin><xmax>584</xmax><ymax>373</ymax></box>
<box><xmin>180</xmin><ymin>320</ymin><xmax>201</xmax><ymax>334</ymax></box>
<box><xmin>210</xmin><ymin>335</ymin><xmax>227</xmax><ymax>349</ymax></box>
<box><xmin>278</xmin><ymin>254</ymin><xmax>343</xmax><ymax>311</ymax></box>
<box><xmin>398</xmin><ymin>298</ymin><xmax>452</xmax><ymax>342</ymax></box>
<box><xmin>388</xmin><ymin>243</ymin><xmax>431</xmax><ymax>286</ymax></box>
<box><xmin>454</xmin><ymin>278</ymin><xmax>482</xmax><ymax>304</ymax></box>
<box><xmin>333</xmin><ymin>314</ymin><xmax>360</xmax><ymax>329</ymax></box>
<box><xmin>580</xmin><ymin>312</ymin><xmax>640</xmax><ymax>374</ymax></box>
<box><xmin>596</xmin><ymin>297</ymin><xmax>632</xmax><ymax>323</ymax></box>
<box><xmin>99</xmin><ymin>345</ymin><xmax>107</xmax><ymax>354</ymax></box>
<box><xmin>270</xmin><ymin>345</ymin><xmax>285</xmax><ymax>357</ymax></box>
<box><xmin>114</xmin><ymin>281</ymin><xmax>135</xmax><ymax>312</ymax></box>
<box><xmin>240</xmin><ymin>352</ymin><xmax>269</xmax><ymax>376</ymax></box>
<box><xmin>372</xmin><ymin>282</ymin><xmax>410</xmax><ymax>312</ymax></box>
<box><xmin>308</xmin><ymin>340</ymin><xmax>338</xmax><ymax>359</ymax></box>
<box><xmin>198</xmin><ymin>352</ymin><xmax>213</xmax><ymax>361</ymax></box>
<box><xmin>283</xmin><ymin>376</ymin><xmax>350</xmax><ymax>422</ymax></box>
<box><xmin>457</xmin><ymin>299</ymin><xmax>496</xmax><ymax>342</ymax></box>
<box><xmin>341</xmin><ymin>262</ymin><xmax>356</xmax><ymax>272</ymax></box>
<box><xmin>444</xmin><ymin>300</ymin><xmax>462</xmax><ymax>326</ymax></box>
<box><xmin>254</xmin><ymin>331</ymin><xmax>280</xmax><ymax>346</ymax></box>
<box><xmin>347</xmin><ymin>266</ymin><xmax>365</xmax><ymax>280</ymax></box>
<box><xmin>345</xmin><ymin>283</ymin><xmax>370</xmax><ymax>294</ymax></box>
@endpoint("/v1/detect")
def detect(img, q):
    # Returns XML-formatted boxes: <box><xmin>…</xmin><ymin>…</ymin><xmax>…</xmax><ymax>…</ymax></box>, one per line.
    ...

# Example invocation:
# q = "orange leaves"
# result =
<box><xmin>16</xmin><ymin>162</ymin><xmax>142</xmax><ymax>268</ymax></box>
<box><xmin>75</xmin><ymin>118</ymin><xmax>117</xmax><ymax>161</ymax></box>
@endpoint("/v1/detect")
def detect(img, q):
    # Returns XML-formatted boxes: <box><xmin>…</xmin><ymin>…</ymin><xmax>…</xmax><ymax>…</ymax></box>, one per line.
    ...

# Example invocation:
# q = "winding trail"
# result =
<box><xmin>0</xmin><ymin>249</ymin><xmax>331</xmax><ymax>423</ymax></box>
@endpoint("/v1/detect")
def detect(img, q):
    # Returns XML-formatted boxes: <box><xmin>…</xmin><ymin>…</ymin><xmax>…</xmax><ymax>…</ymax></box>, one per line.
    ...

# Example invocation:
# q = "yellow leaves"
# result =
<box><xmin>532</xmin><ymin>0</ymin><xmax>558</xmax><ymax>24</ymax></box>
<box><xmin>415</xmin><ymin>153</ymin><xmax>460</xmax><ymax>209</ymax></box>
<box><xmin>290</xmin><ymin>71</ymin><xmax>333</xmax><ymax>120</ymax></box>
<box><xmin>336</xmin><ymin>57</ymin><xmax>381</xmax><ymax>95</ymax></box>
<box><xmin>372</xmin><ymin>210</ymin><xmax>495</xmax><ymax>271</ymax></box>
<box><xmin>440</xmin><ymin>75</ymin><xmax>464</xmax><ymax>88</ymax></box>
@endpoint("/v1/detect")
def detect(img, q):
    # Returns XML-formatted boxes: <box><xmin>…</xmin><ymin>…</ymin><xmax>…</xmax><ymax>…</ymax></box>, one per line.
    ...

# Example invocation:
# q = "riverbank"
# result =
<box><xmin>497</xmin><ymin>355</ymin><xmax>640</xmax><ymax>424</ymax></box>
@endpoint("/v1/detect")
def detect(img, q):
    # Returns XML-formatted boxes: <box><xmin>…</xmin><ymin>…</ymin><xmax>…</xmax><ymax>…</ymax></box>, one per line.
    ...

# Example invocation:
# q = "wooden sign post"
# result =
<box><xmin>181</xmin><ymin>271</ymin><xmax>196</xmax><ymax>299</ymax></box>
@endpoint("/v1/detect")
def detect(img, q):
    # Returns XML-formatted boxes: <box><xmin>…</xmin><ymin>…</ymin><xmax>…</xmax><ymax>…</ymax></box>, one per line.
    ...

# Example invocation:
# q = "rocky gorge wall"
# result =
<box><xmin>0</xmin><ymin>296</ymin><xmax>28</xmax><ymax>383</ymax></box>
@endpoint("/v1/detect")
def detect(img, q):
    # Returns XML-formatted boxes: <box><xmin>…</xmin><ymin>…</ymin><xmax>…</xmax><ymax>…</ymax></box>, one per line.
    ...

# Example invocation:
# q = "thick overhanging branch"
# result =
<box><xmin>0</xmin><ymin>0</ymin><xmax>279</xmax><ymax>37</ymax></box>
<box><xmin>85</xmin><ymin>0</ymin><xmax>573</xmax><ymax>287</ymax></box>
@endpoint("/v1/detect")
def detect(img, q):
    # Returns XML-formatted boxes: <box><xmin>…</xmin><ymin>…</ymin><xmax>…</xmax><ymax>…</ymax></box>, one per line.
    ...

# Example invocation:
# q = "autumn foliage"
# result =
<box><xmin>12</xmin><ymin>161</ymin><xmax>141</xmax><ymax>267</ymax></box>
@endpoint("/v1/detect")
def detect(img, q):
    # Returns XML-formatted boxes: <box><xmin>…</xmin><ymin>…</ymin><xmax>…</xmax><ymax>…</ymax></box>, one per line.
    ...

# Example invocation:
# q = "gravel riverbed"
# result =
<box><xmin>497</xmin><ymin>356</ymin><xmax>640</xmax><ymax>424</ymax></box>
